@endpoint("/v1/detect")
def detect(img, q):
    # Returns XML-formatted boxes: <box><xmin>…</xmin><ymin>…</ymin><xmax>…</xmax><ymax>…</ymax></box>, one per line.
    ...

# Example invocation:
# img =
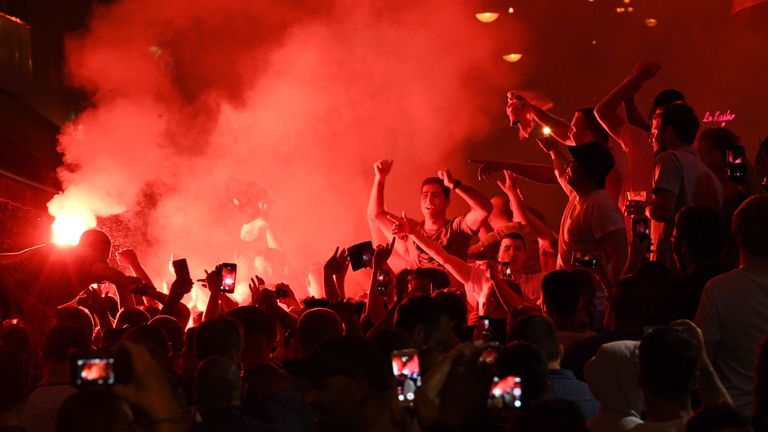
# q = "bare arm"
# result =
<box><xmin>647</xmin><ymin>189</ymin><xmax>678</xmax><ymax>224</ymax></box>
<box><xmin>364</xmin><ymin>240</ymin><xmax>396</xmax><ymax>324</ymax></box>
<box><xmin>322</xmin><ymin>247</ymin><xmax>346</xmax><ymax>303</ymax></box>
<box><xmin>536</xmin><ymin>137</ymin><xmax>575</xmax><ymax>197</ymax></box>
<box><xmin>516</xmin><ymin>95</ymin><xmax>573</xmax><ymax>144</ymax></box>
<box><xmin>368</xmin><ymin>160</ymin><xmax>398</xmax><ymax>239</ymax></box>
<box><xmin>497</xmin><ymin>170</ymin><xmax>558</xmax><ymax>244</ymax></box>
<box><xmin>672</xmin><ymin>320</ymin><xmax>732</xmax><ymax>405</ymax></box>
<box><xmin>391</xmin><ymin>213</ymin><xmax>473</xmax><ymax>285</ymax></box>
<box><xmin>488</xmin><ymin>262</ymin><xmax>536</xmax><ymax>312</ymax></box>
<box><xmin>438</xmin><ymin>170</ymin><xmax>491</xmax><ymax>232</ymax></box>
<box><xmin>202</xmin><ymin>270</ymin><xmax>221</xmax><ymax>321</ymax></box>
<box><xmin>473</xmin><ymin>160</ymin><xmax>558</xmax><ymax>185</ymax></box>
<box><xmin>599</xmin><ymin>229</ymin><xmax>628</xmax><ymax>286</ymax></box>
<box><xmin>624</xmin><ymin>97</ymin><xmax>651</xmax><ymax>132</ymax></box>
<box><xmin>595</xmin><ymin>61</ymin><xmax>659</xmax><ymax>145</ymax></box>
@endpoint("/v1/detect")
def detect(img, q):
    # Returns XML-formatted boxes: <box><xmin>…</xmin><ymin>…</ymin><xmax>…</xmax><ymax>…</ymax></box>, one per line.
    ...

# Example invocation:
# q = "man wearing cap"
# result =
<box><xmin>285</xmin><ymin>335</ymin><xmax>411</xmax><ymax>432</ymax></box>
<box><xmin>539</xmin><ymin>136</ymin><xmax>628</xmax><ymax>287</ymax></box>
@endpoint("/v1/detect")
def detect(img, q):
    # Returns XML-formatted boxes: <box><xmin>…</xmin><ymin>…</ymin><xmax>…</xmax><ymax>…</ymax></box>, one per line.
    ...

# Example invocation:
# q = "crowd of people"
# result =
<box><xmin>1</xmin><ymin>61</ymin><xmax>768</xmax><ymax>432</ymax></box>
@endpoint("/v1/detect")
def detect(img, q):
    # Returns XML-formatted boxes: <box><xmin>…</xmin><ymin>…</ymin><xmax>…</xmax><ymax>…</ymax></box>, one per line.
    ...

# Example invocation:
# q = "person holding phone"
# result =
<box><xmin>0</xmin><ymin>229</ymin><xmax>148</xmax><ymax>328</ymax></box>
<box><xmin>285</xmin><ymin>336</ymin><xmax>405</xmax><ymax>432</ymax></box>
<box><xmin>391</xmin><ymin>212</ymin><xmax>537</xmax><ymax>322</ymax></box>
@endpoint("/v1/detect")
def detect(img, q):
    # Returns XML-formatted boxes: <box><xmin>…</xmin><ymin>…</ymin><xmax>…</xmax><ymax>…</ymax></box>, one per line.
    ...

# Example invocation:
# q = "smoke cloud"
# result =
<box><xmin>51</xmin><ymin>0</ymin><xmax>515</xmax><ymax>302</ymax></box>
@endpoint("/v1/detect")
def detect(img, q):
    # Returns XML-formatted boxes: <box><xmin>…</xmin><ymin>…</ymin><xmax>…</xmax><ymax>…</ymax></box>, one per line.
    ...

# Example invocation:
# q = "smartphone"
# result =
<box><xmin>375</xmin><ymin>269</ymin><xmax>390</xmax><ymax>296</ymax></box>
<box><xmin>346</xmin><ymin>241</ymin><xmax>375</xmax><ymax>271</ymax></box>
<box><xmin>499</xmin><ymin>262</ymin><xmax>514</xmax><ymax>279</ymax></box>
<box><xmin>219</xmin><ymin>263</ymin><xmax>237</xmax><ymax>293</ymax></box>
<box><xmin>726</xmin><ymin>145</ymin><xmax>747</xmax><ymax>183</ymax></box>
<box><xmin>488</xmin><ymin>375</ymin><xmax>523</xmax><ymax>409</ymax></box>
<box><xmin>275</xmin><ymin>284</ymin><xmax>290</xmax><ymax>299</ymax></box>
<box><xmin>172</xmin><ymin>258</ymin><xmax>191</xmax><ymax>282</ymax></box>
<box><xmin>71</xmin><ymin>348</ymin><xmax>131</xmax><ymax>387</ymax></box>
<box><xmin>631</xmin><ymin>216</ymin><xmax>651</xmax><ymax>243</ymax></box>
<box><xmin>478</xmin><ymin>315</ymin><xmax>496</xmax><ymax>343</ymax></box>
<box><xmin>73</xmin><ymin>356</ymin><xmax>115</xmax><ymax>386</ymax></box>
<box><xmin>391</xmin><ymin>348</ymin><xmax>421</xmax><ymax>406</ymax></box>
<box><xmin>571</xmin><ymin>251</ymin><xmax>598</xmax><ymax>269</ymax></box>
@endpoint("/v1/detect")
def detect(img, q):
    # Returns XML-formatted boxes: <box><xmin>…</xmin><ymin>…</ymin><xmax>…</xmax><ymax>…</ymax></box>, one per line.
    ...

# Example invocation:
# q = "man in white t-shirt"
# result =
<box><xmin>595</xmin><ymin>61</ymin><xmax>687</xmax><ymax>214</ymax></box>
<box><xmin>695</xmin><ymin>195</ymin><xmax>768</xmax><ymax>415</ymax></box>
<box><xmin>641</xmin><ymin>103</ymin><xmax>724</xmax><ymax>269</ymax></box>
<box><xmin>540</xmin><ymin>140</ymin><xmax>627</xmax><ymax>286</ymax></box>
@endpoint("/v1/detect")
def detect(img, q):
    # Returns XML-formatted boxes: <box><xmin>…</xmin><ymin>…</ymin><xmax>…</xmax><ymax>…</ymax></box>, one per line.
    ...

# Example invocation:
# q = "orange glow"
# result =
<box><xmin>542</xmin><ymin>126</ymin><xmax>552</xmax><ymax>135</ymax></box>
<box><xmin>52</xmin><ymin>211</ymin><xmax>96</xmax><ymax>246</ymax></box>
<box><xmin>502</xmin><ymin>53</ymin><xmax>523</xmax><ymax>63</ymax></box>
<box><xmin>645</xmin><ymin>18</ymin><xmax>658</xmax><ymax>27</ymax></box>
<box><xmin>475</xmin><ymin>12</ymin><xmax>499</xmax><ymax>23</ymax></box>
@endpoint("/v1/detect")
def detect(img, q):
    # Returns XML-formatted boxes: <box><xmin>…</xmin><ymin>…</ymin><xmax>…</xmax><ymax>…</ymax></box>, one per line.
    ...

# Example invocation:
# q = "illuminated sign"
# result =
<box><xmin>702</xmin><ymin>110</ymin><xmax>736</xmax><ymax>127</ymax></box>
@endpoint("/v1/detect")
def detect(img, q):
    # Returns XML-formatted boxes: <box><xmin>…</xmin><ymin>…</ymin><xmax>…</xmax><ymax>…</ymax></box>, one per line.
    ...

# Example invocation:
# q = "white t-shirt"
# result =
<box><xmin>651</xmin><ymin>147</ymin><xmax>723</xmax><ymax>268</ymax></box>
<box><xmin>557</xmin><ymin>190</ymin><xmax>626</xmax><ymax>270</ymax></box>
<box><xmin>23</xmin><ymin>384</ymin><xmax>77</xmax><ymax>432</ymax></box>
<box><xmin>695</xmin><ymin>268</ymin><xmax>768</xmax><ymax>415</ymax></box>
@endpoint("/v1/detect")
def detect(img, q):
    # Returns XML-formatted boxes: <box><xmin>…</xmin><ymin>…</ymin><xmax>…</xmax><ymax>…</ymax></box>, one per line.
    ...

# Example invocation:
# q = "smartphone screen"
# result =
<box><xmin>220</xmin><ymin>263</ymin><xmax>237</xmax><ymax>293</ymax></box>
<box><xmin>375</xmin><ymin>269</ymin><xmax>390</xmax><ymax>296</ymax></box>
<box><xmin>172</xmin><ymin>258</ymin><xmax>191</xmax><ymax>281</ymax></box>
<box><xmin>346</xmin><ymin>241</ymin><xmax>375</xmax><ymax>271</ymax></box>
<box><xmin>499</xmin><ymin>262</ymin><xmax>513</xmax><ymax>279</ymax></box>
<box><xmin>726</xmin><ymin>145</ymin><xmax>747</xmax><ymax>183</ymax></box>
<box><xmin>391</xmin><ymin>349</ymin><xmax>421</xmax><ymax>405</ymax></box>
<box><xmin>631</xmin><ymin>216</ymin><xmax>651</xmax><ymax>243</ymax></box>
<box><xmin>571</xmin><ymin>251</ymin><xmax>598</xmax><ymax>269</ymax></box>
<box><xmin>74</xmin><ymin>357</ymin><xmax>115</xmax><ymax>386</ymax></box>
<box><xmin>488</xmin><ymin>375</ymin><xmax>523</xmax><ymax>409</ymax></box>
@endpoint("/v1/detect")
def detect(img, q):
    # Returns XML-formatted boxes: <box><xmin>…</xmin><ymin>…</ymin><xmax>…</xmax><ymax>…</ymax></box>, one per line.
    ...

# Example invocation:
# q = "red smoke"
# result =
<box><xmin>51</xmin><ymin>0</ymin><xmax>516</xmax><ymax>304</ymax></box>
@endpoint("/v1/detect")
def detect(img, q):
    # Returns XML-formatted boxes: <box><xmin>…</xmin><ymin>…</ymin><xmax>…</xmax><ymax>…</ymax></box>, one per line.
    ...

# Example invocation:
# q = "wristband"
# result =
<box><xmin>451</xmin><ymin>179</ymin><xmax>462</xmax><ymax>190</ymax></box>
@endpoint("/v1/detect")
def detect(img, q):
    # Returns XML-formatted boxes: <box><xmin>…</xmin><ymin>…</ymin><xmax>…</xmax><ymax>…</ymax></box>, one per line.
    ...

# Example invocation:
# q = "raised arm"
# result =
<box><xmin>391</xmin><ymin>212</ymin><xmax>473</xmax><ymax>284</ymax></box>
<box><xmin>536</xmin><ymin>136</ymin><xmax>574</xmax><ymax>196</ymax></box>
<box><xmin>437</xmin><ymin>170</ymin><xmax>491</xmax><ymax>232</ymax></box>
<box><xmin>510</xmin><ymin>92</ymin><xmax>572</xmax><ymax>144</ymax></box>
<box><xmin>624</xmin><ymin>97</ymin><xmax>651</xmax><ymax>132</ymax></box>
<box><xmin>595</xmin><ymin>61</ymin><xmax>660</xmax><ymax>144</ymax></box>
<box><xmin>473</xmin><ymin>159</ymin><xmax>558</xmax><ymax>185</ymax></box>
<box><xmin>367</xmin><ymin>159</ymin><xmax>398</xmax><ymax>239</ymax></box>
<box><xmin>497</xmin><ymin>170</ymin><xmax>557</xmax><ymax>244</ymax></box>
<box><xmin>322</xmin><ymin>247</ymin><xmax>348</xmax><ymax>303</ymax></box>
<box><xmin>488</xmin><ymin>261</ymin><xmax>536</xmax><ymax>312</ymax></box>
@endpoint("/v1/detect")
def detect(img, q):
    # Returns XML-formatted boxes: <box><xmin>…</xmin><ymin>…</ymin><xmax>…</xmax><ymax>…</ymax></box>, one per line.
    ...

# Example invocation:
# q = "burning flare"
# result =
<box><xmin>51</xmin><ymin>211</ymin><xmax>97</xmax><ymax>246</ymax></box>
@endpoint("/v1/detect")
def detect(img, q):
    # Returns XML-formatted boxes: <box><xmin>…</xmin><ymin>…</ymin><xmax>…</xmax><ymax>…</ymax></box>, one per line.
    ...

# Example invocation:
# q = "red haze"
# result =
<box><xmin>50</xmin><ymin>0</ymin><xmax>517</xmax><ymax>303</ymax></box>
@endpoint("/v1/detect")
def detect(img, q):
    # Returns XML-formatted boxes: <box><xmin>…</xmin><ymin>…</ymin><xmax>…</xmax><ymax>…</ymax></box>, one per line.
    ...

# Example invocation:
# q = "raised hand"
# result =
<box><xmin>632</xmin><ymin>61</ymin><xmax>661</xmax><ymax>82</ymax></box>
<box><xmin>388</xmin><ymin>211</ymin><xmax>411</xmax><ymax>240</ymax></box>
<box><xmin>324</xmin><ymin>247</ymin><xmax>350</xmax><ymax>276</ymax></box>
<box><xmin>168</xmin><ymin>277</ymin><xmax>193</xmax><ymax>298</ymax></box>
<box><xmin>374</xmin><ymin>159</ymin><xmax>394</xmax><ymax>179</ymax></box>
<box><xmin>437</xmin><ymin>169</ymin><xmax>457</xmax><ymax>189</ymax></box>
<box><xmin>275</xmin><ymin>282</ymin><xmax>299</xmax><ymax>309</ymax></box>
<box><xmin>248</xmin><ymin>276</ymin><xmax>264</xmax><ymax>305</ymax></box>
<box><xmin>204</xmin><ymin>269</ymin><xmax>222</xmax><ymax>294</ymax></box>
<box><xmin>496</xmin><ymin>170</ymin><xmax>519</xmax><ymax>195</ymax></box>
<box><xmin>372</xmin><ymin>237</ymin><xmax>397</xmax><ymax>270</ymax></box>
